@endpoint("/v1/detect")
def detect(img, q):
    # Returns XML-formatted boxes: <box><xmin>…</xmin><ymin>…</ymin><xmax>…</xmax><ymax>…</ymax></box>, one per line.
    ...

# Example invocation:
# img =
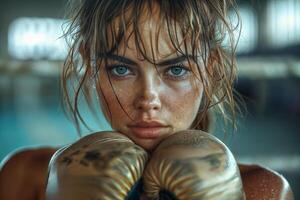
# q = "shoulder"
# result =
<box><xmin>0</xmin><ymin>147</ymin><xmax>57</xmax><ymax>171</ymax></box>
<box><xmin>0</xmin><ymin>147</ymin><xmax>58</xmax><ymax>200</ymax></box>
<box><xmin>239</xmin><ymin>163</ymin><xmax>294</xmax><ymax>200</ymax></box>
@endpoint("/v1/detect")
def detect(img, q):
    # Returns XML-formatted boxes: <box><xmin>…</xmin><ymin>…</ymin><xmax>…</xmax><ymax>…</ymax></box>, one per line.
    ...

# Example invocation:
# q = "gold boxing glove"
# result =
<box><xmin>142</xmin><ymin>130</ymin><xmax>245</xmax><ymax>200</ymax></box>
<box><xmin>46</xmin><ymin>131</ymin><xmax>148</xmax><ymax>200</ymax></box>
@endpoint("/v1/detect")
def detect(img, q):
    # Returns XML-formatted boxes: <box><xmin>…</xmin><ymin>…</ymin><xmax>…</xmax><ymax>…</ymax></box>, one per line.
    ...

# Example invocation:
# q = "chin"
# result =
<box><xmin>134</xmin><ymin>139</ymin><xmax>161</xmax><ymax>153</ymax></box>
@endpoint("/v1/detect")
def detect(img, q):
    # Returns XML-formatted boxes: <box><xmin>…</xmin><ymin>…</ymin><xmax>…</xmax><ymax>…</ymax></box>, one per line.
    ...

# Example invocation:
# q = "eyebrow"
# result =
<box><xmin>98</xmin><ymin>54</ymin><xmax>195</xmax><ymax>66</ymax></box>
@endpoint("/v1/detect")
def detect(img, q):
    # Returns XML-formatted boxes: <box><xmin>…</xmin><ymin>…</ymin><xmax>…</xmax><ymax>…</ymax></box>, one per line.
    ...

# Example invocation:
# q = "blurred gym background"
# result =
<box><xmin>0</xmin><ymin>0</ymin><xmax>299</xmax><ymax>197</ymax></box>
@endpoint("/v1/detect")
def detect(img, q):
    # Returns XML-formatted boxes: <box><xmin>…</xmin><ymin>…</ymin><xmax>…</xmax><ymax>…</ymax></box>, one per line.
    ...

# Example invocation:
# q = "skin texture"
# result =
<box><xmin>0</xmin><ymin>3</ymin><xmax>294</xmax><ymax>200</ymax></box>
<box><xmin>0</xmin><ymin>147</ymin><xmax>294</xmax><ymax>200</ymax></box>
<box><xmin>96</xmin><ymin>7</ymin><xmax>203</xmax><ymax>151</ymax></box>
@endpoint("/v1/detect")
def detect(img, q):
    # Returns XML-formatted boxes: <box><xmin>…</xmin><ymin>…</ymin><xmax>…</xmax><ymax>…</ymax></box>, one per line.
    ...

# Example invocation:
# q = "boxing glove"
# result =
<box><xmin>142</xmin><ymin>130</ymin><xmax>245</xmax><ymax>200</ymax></box>
<box><xmin>46</xmin><ymin>131</ymin><xmax>148</xmax><ymax>200</ymax></box>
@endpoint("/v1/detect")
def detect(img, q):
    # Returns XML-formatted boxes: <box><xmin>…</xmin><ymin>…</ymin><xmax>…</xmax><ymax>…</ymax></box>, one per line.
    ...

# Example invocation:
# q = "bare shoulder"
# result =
<box><xmin>239</xmin><ymin>163</ymin><xmax>294</xmax><ymax>200</ymax></box>
<box><xmin>0</xmin><ymin>147</ymin><xmax>57</xmax><ymax>200</ymax></box>
<box><xmin>0</xmin><ymin>147</ymin><xmax>57</xmax><ymax>172</ymax></box>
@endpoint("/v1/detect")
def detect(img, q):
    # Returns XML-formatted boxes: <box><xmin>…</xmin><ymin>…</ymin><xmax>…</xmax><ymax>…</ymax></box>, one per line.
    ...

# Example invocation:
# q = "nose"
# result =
<box><xmin>134</xmin><ymin>74</ymin><xmax>162</xmax><ymax>112</ymax></box>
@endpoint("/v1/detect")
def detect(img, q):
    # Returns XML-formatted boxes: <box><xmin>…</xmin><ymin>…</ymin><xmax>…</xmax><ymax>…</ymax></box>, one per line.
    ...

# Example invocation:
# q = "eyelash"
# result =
<box><xmin>165</xmin><ymin>64</ymin><xmax>191</xmax><ymax>80</ymax></box>
<box><xmin>106</xmin><ymin>64</ymin><xmax>191</xmax><ymax>80</ymax></box>
<box><xmin>106</xmin><ymin>64</ymin><xmax>134</xmax><ymax>78</ymax></box>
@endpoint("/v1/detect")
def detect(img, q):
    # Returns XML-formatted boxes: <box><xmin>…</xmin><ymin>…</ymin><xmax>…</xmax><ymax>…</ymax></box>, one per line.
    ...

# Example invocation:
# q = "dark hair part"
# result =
<box><xmin>62</xmin><ymin>0</ymin><xmax>241</xmax><ymax>135</ymax></box>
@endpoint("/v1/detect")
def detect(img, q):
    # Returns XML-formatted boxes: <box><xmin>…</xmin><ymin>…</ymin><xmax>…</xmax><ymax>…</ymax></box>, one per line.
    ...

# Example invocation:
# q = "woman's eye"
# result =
<box><xmin>166</xmin><ymin>65</ymin><xmax>190</xmax><ymax>78</ymax></box>
<box><xmin>108</xmin><ymin>65</ymin><xmax>132</xmax><ymax>77</ymax></box>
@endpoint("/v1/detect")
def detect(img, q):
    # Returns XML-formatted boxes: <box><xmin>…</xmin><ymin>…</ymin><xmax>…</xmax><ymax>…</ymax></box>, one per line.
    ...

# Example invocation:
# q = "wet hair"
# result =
<box><xmin>62</xmin><ymin>0</ymin><xmax>241</xmax><ymax>135</ymax></box>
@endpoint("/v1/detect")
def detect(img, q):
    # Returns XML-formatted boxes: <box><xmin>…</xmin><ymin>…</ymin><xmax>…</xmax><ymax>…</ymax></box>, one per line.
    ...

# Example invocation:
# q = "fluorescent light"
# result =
<box><xmin>8</xmin><ymin>17</ymin><xmax>68</xmax><ymax>60</ymax></box>
<box><xmin>226</xmin><ymin>7</ymin><xmax>258</xmax><ymax>54</ymax></box>
<box><xmin>267</xmin><ymin>0</ymin><xmax>300</xmax><ymax>47</ymax></box>
<box><xmin>236</xmin><ymin>7</ymin><xmax>258</xmax><ymax>53</ymax></box>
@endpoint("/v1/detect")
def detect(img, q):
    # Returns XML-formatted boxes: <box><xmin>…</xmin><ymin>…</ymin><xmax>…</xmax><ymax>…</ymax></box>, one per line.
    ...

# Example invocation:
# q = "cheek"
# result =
<box><xmin>96</xmin><ymin>83</ymin><xmax>112</xmax><ymax>122</ymax></box>
<box><xmin>97</xmin><ymin>77</ymin><xmax>135</xmax><ymax>122</ymax></box>
<box><xmin>163</xmin><ymin>81</ymin><xmax>203</xmax><ymax>124</ymax></box>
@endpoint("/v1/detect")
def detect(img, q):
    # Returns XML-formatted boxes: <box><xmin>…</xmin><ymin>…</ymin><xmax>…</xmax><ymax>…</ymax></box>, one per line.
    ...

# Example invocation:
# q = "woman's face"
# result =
<box><xmin>96</xmin><ymin>13</ymin><xmax>204</xmax><ymax>151</ymax></box>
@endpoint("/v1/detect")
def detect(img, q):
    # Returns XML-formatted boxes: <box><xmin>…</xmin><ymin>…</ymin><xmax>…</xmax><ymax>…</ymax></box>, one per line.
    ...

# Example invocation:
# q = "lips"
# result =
<box><xmin>128</xmin><ymin>121</ymin><xmax>168</xmax><ymax>139</ymax></box>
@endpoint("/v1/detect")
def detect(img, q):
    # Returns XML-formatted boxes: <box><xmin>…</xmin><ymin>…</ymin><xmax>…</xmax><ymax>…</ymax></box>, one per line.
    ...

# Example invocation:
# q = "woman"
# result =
<box><xmin>0</xmin><ymin>0</ymin><xmax>294</xmax><ymax>199</ymax></box>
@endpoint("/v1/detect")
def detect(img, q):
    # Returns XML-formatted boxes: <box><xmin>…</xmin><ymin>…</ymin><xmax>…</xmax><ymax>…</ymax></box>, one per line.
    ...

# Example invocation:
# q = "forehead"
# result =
<box><xmin>108</xmin><ymin>5</ymin><xmax>189</xmax><ymax>60</ymax></box>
